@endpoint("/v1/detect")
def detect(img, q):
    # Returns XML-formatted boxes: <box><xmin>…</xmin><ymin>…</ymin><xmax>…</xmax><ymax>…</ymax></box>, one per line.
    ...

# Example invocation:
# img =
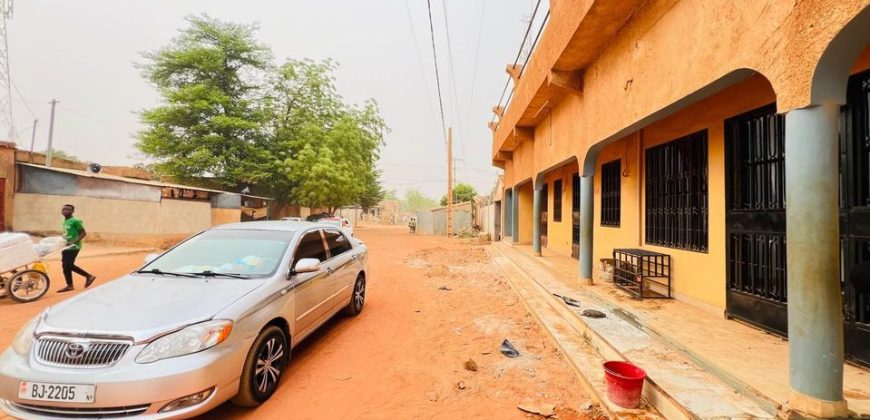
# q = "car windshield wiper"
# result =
<box><xmin>135</xmin><ymin>268</ymin><xmax>198</xmax><ymax>278</ymax></box>
<box><xmin>188</xmin><ymin>270</ymin><xmax>249</xmax><ymax>279</ymax></box>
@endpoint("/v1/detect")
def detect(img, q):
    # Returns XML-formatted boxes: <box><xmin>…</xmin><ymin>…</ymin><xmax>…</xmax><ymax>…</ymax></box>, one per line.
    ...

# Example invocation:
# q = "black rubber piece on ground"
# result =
<box><xmin>561</xmin><ymin>296</ymin><xmax>581</xmax><ymax>307</ymax></box>
<box><xmin>581</xmin><ymin>309</ymin><xmax>606</xmax><ymax>318</ymax></box>
<box><xmin>500</xmin><ymin>339</ymin><xmax>520</xmax><ymax>358</ymax></box>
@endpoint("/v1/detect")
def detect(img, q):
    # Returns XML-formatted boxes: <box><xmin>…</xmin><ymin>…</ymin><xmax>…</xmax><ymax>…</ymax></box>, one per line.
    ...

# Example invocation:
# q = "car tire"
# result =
<box><xmin>343</xmin><ymin>275</ymin><xmax>366</xmax><ymax>316</ymax></box>
<box><xmin>231</xmin><ymin>326</ymin><xmax>289</xmax><ymax>407</ymax></box>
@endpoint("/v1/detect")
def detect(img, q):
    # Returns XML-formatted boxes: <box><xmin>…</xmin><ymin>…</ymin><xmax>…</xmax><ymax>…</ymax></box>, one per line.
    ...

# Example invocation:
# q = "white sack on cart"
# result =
<box><xmin>34</xmin><ymin>236</ymin><xmax>67</xmax><ymax>257</ymax></box>
<box><xmin>0</xmin><ymin>233</ymin><xmax>39</xmax><ymax>273</ymax></box>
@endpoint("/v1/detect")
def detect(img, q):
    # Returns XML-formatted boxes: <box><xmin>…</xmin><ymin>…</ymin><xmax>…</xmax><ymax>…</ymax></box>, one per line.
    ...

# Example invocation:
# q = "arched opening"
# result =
<box><xmin>529</xmin><ymin>158</ymin><xmax>580</xmax><ymax>258</ymax></box>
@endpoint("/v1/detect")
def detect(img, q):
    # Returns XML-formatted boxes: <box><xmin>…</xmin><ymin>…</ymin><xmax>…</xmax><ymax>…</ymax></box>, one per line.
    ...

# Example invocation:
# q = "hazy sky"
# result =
<box><xmin>7</xmin><ymin>0</ymin><xmax>544</xmax><ymax>199</ymax></box>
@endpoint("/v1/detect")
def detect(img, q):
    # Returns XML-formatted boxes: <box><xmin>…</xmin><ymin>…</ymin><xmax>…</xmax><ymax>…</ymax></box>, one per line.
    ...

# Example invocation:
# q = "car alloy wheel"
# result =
<box><xmin>254</xmin><ymin>334</ymin><xmax>285</xmax><ymax>396</ymax></box>
<box><xmin>232</xmin><ymin>326</ymin><xmax>288</xmax><ymax>407</ymax></box>
<box><xmin>353</xmin><ymin>277</ymin><xmax>366</xmax><ymax>312</ymax></box>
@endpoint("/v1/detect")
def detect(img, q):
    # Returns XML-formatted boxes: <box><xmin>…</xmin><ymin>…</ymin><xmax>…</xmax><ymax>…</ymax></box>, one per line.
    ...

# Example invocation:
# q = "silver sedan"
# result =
<box><xmin>0</xmin><ymin>221</ymin><xmax>368</xmax><ymax>418</ymax></box>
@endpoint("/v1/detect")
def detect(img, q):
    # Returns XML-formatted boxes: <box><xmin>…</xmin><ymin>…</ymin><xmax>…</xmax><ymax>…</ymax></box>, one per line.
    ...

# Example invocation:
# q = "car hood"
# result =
<box><xmin>40</xmin><ymin>275</ymin><xmax>265</xmax><ymax>342</ymax></box>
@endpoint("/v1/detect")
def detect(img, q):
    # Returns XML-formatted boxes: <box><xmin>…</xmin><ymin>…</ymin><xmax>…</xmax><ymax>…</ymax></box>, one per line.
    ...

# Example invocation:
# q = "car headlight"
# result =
<box><xmin>136</xmin><ymin>320</ymin><xmax>233</xmax><ymax>364</ymax></box>
<box><xmin>12</xmin><ymin>316</ymin><xmax>39</xmax><ymax>355</ymax></box>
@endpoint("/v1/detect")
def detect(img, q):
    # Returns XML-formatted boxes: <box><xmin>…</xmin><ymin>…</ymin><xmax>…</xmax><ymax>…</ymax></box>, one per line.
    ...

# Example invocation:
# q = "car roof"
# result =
<box><xmin>213</xmin><ymin>220</ymin><xmax>338</xmax><ymax>232</ymax></box>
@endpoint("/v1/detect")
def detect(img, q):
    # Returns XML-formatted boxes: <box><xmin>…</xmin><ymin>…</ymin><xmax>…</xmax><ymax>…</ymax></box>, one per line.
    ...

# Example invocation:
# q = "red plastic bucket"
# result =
<box><xmin>603</xmin><ymin>361</ymin><xmax>646</xmax><ymax>408</ymax></box>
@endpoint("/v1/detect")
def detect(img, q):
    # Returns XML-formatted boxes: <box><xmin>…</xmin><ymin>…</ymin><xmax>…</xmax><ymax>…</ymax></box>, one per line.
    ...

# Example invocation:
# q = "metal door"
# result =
<box><xmin>840</xmin><ymin>68</ymin><xmax>870</xmax><ymax>368</ymax></box>
<box><xmin>572</xmin><ymin>174</ymin><xmax>580</xmax><ymax>258</ymax></box>
<box><xmin>541</xmin><ymin>183</ymin><xmax>548</xmax><ymax>248</ymax></box>
<box><xmin>725</xmin><ymin>104</ymin><xmax>788</xmax><ymax>337</ymax></box>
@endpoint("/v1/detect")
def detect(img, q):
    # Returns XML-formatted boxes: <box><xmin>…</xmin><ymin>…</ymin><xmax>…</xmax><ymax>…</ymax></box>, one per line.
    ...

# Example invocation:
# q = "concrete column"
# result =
<box><xmin>579</xmin><ymin>175</ymin><xmax>594</xmax><ymax>285</ymax></box>
<box><xmin>784</xmin><ymin>103</ymin><xmax>847</xmax><ymax>418</ymax></box>
<box><xmin>532</xmin><ymin>185</ymin><xmax>543</xmax><ymax>256</ymax></box>
<box><xmin>512</xmin><ymin>188</ymin><xmax>520</xmax><ymax>243</ymax></box>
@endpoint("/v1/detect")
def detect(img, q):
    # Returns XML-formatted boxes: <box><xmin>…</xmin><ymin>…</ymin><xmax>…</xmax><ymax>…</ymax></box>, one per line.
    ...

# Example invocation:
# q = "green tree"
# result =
<box><xmin>136</xmin><ymin>15</ymin><xmax>271</xmax><ymax>188</ymax></box>
<box><xmin>403</xmin><ymin>189</ymin><xmax>438</xmax><ymax>212</ymax></box>
<box><xmin>266</xmin><ymin>59</ymin><xmax>386</xmax><ymax>210</ymax></box>
<box><xmin>41</xmin><ymin>149</ymin><xmax>79</xmax><ymax>162</ymax></box>
<box><xmin>136</xmin><ymin>17</ymin><xmax>387</xmax><ymax>210</ymax></box>
<box><xmin>440</xmin><ymin>183</ymin><xmax>477</xmax><ymax>206</ymax></box>
<box><xmin>383</xmin><ymin>189</ymin><xmax>399</xmax><ymax>201</ymax></box>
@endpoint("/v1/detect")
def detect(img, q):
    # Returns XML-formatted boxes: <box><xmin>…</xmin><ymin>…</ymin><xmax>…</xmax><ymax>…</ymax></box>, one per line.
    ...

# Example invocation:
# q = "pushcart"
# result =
<box><xmin>0</xmin><ymin>245</ymin><xmax>73</xmax><ymax>303</ymax></box>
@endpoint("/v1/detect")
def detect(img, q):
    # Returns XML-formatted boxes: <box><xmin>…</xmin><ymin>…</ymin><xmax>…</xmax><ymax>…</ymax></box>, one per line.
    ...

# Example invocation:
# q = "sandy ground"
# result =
<box><xmin>0</xmin><ymin>226</ymin><xmax>599</xmax><ymax>419</ymax></box>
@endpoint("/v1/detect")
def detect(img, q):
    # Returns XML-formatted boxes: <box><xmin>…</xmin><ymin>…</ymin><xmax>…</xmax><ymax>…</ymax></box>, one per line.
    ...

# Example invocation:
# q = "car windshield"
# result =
<box><xmin>141</xmin><ymin>229</ymin><xmax>293</xmax><ymax>278</ymax></box>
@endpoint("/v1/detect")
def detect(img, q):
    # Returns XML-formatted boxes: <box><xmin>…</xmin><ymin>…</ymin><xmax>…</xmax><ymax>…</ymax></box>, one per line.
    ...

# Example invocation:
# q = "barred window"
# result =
<box><xmin>553</xmin><ymin>180</ymin><xmax>563</xmax><ymax>222</ymax></box>
<box><xmin>601</xmin><ymin>160</ymin><xmax>621</xmax><ymax>227</ymax></box>
<box><xmin>645</xmin><ymin>130</ymin><xmax>708</xmax><ymax>252</ymax></box>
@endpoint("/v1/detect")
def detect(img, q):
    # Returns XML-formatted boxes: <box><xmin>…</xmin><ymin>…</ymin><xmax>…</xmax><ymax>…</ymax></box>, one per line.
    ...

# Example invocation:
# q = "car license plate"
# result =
<box><xmin>18</xmin><ymin>381</ymin><xmax>95</xmax><ymax>403</ymax></box>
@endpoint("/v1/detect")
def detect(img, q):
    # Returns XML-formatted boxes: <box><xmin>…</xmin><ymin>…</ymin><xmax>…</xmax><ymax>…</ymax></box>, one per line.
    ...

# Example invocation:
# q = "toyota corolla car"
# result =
<box><xmin>0</xmin><ymin>221</ymin><xmax>368</xmax><ymax>419</ymax></box>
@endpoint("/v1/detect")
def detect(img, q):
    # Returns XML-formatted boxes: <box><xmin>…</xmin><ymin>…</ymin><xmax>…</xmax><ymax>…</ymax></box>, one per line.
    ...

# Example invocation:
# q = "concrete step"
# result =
<box><xmin>492</xmin><ymin>243</ymin><xmax>776</xmax><ymax>419</ymax></box>
<box><xmin>490</xmin><ymin>250</ymin><xmax>664</xmax><ymax>419</ymax></box>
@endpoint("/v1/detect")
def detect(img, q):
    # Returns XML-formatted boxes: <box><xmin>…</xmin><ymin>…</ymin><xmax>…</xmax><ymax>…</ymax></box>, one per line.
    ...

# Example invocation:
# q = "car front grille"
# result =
<box><xmin>35</xmin><ymin>338</ymin><xmax>130</xmax><ymax>368</ymax></box>
<box><xmin>8</xmin><ymin>401</ymin><xmax>150</xmax><ymax>418</ymax></box>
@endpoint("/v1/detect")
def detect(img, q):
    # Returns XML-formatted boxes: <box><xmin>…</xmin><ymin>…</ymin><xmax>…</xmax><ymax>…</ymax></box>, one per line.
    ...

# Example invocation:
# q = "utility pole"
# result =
<box><xmin>27</xmin><ymin>117</ymin><xmax>36</xmax><ymax>162</ymax></box>
<box><xmin>447</xmin><ymin>127</ymin><xmax>453</xmax><ymax>237</ymax></box>
<box><xmin>46</xmin><ymin>99</ymin><xmax>57</xmax><ymax>167</ymax></box>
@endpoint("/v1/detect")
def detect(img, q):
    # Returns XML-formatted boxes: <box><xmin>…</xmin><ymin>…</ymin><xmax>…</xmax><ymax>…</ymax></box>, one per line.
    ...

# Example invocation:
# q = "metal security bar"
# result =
<box><xmin>612</xmin><ymin>248</ymin><xmax>671</xmax><ymax>299</ymax></box>
<box><xmin>728</xmin><ymin>233</ymin><xmax>787</xmax><ymax>302</ymax></box>
<box><xmin>553</xmin><ymin>179</ymin><xmax>563</xmax><ymax>222</ymax></box>
<box><xmin>601</xmin><ymin>160</ymin><xmax>621</xmax><ymax>226</ymax></box>
<box><xmin>725</xmin><ymin>104</ymin><xmax>787</xmax><ymax>306</ymax></box>
<box><xmin>645</xmin><ymin>130</ymin><xmax>709</xmax><ymax>252</ymax></box>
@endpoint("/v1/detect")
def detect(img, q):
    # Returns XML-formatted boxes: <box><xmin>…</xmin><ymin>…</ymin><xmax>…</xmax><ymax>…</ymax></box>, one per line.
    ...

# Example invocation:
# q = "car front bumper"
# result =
<box><xmin>0</xmin><ymin>337</ymin><xmax>252</xmax><ymax>419</ymax></box>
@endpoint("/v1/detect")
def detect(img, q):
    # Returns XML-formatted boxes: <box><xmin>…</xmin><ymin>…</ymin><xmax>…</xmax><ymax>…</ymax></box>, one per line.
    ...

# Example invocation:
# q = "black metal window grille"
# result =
<box><xmin>553</xmin><ymin>179</ymin><xmax>563</xmax><ymax>222</ymax></box>
<box><xmin>729</xmin><ymin>107</ymin><xmax>785</xmax><ymax>211</ymax></box>
<box><xmin>601</xmin><ymin>160</ymin><xmax>621</xmax><ymax>226</ymax></box>
<box><xmin>645</xmin><ymin>130</ymin><xmax>709</xmax><ymax>252</ymax></box>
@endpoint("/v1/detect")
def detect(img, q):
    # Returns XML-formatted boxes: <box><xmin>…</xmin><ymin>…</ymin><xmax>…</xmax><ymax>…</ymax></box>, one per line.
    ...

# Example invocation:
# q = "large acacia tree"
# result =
<box><xmin>137</xmin><ymin>16</ymin><xmax>386</xmax><ymax>210</ymax></box>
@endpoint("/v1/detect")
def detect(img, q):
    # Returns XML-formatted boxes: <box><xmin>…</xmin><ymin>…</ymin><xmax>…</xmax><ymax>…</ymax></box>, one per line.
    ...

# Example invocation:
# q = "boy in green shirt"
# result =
<box><xmin>58</xmin><ymin>204</ymin><xmax>96</xmax><ymax>293</ymax></box>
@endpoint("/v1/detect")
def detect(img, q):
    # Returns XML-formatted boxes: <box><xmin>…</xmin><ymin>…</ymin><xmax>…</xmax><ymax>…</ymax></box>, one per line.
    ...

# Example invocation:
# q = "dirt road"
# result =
<box><xmin>0</xmin><ymin>226</ymin><xmax>597</xmax><ymax>419</ymax></box>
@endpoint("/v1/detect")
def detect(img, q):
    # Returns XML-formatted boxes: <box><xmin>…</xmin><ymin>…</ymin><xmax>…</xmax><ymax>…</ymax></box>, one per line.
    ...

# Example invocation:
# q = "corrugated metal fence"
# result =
<box><xmin>416</xmin><ymin>201</ymin><xmax>473</xmax><ymax>236</ymax></box>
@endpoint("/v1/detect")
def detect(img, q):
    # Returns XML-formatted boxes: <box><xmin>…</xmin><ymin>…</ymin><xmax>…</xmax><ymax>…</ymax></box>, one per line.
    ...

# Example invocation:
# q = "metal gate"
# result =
<box><xmin>541</xmin><ymin>184</ymin><xmax>548</xmax><ymax>248</ymax></box>
<box><xmin>840</xmin><ymin>68</ymin><xmax>870</xmax><ymax>368</ymax></box>
<box><xmin>0</xmin><ymin>178</ymin><xmax>4</xmax><ymax>231</ymax></box>
<box><xmin>572</xmin><ymin>174</ymin><xmax>580</xmax><ymax>258</ymax></box>
<box><xmin>725</xmin><ymin>104</ymin><xmax>788</xmax><ymax>337</ymax></box>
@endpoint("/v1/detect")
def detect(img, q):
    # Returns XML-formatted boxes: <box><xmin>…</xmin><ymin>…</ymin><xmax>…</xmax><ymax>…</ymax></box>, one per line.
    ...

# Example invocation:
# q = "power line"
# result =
<box><xmin>440</xmin><ymin>0</ymin><xmax>464</xmax><ymax>160</ymax></box>
<box><xmin>425</xmin><ymin>0</ymin><xmax>447</xmax><ymax>143</ymax></box>
<box><xmin>403</xmin><ymin>0</ymin><xmax>442</xmax><ymax>140</ymax></box>
<box><xmin>465</xmin><ymin>0</ymin><xmax>486</xmax><ymax>131</ymax></box>
<box><xmin>10</xmin><ymin>80</ymin><xmax>35</xmax><ymax>119</ymax></box>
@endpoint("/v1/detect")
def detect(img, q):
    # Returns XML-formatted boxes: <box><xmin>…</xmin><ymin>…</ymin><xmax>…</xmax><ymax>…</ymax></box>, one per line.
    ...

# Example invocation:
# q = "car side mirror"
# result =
<box><xmin>292</xmin><ymin>258</ymin><xmax>321</xmax><ymax>275</ymax></box>
<box><xmin>144</xmin><ymin>253</ymin><xmax>160</xmax><ymax>264</ymax></box>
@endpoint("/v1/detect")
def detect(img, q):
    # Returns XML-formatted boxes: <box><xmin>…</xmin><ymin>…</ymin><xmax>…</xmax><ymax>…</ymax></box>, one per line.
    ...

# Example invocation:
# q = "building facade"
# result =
<box><xmin>491</xmin><ymin>1</ymin><xmax>870</xmax><ymax>417</ymax></box>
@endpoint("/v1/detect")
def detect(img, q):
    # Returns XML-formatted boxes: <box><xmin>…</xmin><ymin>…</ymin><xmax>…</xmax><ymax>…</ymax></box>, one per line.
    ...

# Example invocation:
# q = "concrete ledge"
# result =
<box><xmin>489</xmin><ymin>248</ymin><xmax>663</xmax><ymax>419</ymax></box>
<box><xmin>493</xmin><ymin>242</ymin><xmax>775</xmax><ymax>419</ymax></box>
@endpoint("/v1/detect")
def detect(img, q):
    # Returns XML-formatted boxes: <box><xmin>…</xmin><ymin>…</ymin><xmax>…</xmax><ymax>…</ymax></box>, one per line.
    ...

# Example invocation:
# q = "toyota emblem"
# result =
<box><xmin>65</xmin><ymin>343</ymin><xmax>86</xmax><ymax>360</ymax></box>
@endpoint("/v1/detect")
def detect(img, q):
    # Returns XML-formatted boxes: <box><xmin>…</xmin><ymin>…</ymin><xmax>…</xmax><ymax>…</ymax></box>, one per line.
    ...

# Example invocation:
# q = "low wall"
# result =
<box><xmin>211</xmin><ymin>208</ymin><xmax>241</xmax><ymax>226</ymax></box>
<box><xmin>12</xmin><ymin>193</ymin><xmax>212</xmax><ymax>247</ymax></box>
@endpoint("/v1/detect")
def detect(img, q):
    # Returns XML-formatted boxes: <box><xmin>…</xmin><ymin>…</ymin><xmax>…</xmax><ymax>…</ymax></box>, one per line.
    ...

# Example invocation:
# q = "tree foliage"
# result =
<box><xmin>42</xmin><ymin>149</ymin><xmax>80</xmax><ymax>162</ymax></box>
<box><xmin>137</xmin><ymin>15</ymin><xmax>387</xmax><ymax>209</ymax></box>
<box><xmin>402</xmin><ymin>189</ymin><xmax>438</xmax><ymax>212</ymax></box>
<box><xmin>440</xmin><ymin>183</ymin><xmax>478</xmax><ymax>206</ymax></box>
